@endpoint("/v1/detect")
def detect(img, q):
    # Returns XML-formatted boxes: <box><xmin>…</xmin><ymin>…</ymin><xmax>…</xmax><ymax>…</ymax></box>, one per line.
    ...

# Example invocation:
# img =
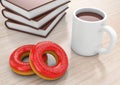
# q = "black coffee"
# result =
<box><xmin>77</xmin><ymin>12</ymin><xmax>103</xmax><ymax>21</ymax></box>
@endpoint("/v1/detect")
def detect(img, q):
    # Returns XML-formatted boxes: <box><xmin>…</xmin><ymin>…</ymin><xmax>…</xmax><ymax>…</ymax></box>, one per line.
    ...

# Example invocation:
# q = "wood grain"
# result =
<box><xmin>0</xmin><ymin>0</ymin><xmax>120</xmax><ymax>85</ymax></box>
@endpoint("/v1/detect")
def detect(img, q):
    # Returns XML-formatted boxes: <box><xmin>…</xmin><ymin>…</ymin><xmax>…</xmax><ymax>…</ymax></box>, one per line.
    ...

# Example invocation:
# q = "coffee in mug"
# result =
<box><xmin>71</xmin><ymin>7</ymin><xmax>117</xmax><ymax>56</ymax></box>
<box><xmin>76</xmin><ymin>12</ymin><xmax>103</xmax><ymax>21</ymax></box>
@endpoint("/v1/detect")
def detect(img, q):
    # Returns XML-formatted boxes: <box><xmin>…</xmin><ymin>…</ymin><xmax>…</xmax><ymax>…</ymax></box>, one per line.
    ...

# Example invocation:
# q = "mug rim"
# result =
<box><xmin>74</xmin><ymin>7</ymin><xmax>107</xmax><ymax>23</ymax></box>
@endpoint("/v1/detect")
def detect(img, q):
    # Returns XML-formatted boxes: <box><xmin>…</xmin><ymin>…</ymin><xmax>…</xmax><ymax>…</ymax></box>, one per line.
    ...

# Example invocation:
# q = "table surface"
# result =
<box><xmin>0</xmin><ymin>0</ymin><xmax>120</xmax><ymax>85</ymax></box>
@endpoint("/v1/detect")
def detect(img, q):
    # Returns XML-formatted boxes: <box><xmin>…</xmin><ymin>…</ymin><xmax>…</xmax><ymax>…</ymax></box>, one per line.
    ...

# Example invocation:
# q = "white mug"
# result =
<box><xmin>71</xmin><ymin>7</ymin><xmax>117</xmax><ymax>56</ymax></box>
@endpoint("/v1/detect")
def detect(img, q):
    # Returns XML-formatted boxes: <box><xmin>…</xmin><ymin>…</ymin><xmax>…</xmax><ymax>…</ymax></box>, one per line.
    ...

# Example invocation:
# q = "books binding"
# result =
<box><xmin>1</xmin><ymin>0</ymin><xmax>70</xmax><ymax>19</ymax></box>
<box><xmin>3</xmin><ymin>4</ymin><xmax>68</xmax><ymax>29</ymax></box>
<box><xmin>1</xmin><ymin>0</ymin><xmax>70</xmax><ymax>37</ymax></box>
<box><xmin>5</xmin><ymin>12</ymin><xmax>66</xmax><ymax>37</ymax></box>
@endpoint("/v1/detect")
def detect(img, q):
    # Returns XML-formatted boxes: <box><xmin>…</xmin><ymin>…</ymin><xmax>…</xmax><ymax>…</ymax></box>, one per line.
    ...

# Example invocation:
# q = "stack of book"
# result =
<box><xmin>1</xmin><ymin>0</ymin><xmax>70</xmax><ymax>37</ymax></box>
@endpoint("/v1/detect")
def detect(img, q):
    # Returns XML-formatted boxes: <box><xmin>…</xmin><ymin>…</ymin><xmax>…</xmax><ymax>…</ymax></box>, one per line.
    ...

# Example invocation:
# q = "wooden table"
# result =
<box><xmin>0</xmin><ymin>0</ymin><xmax>120</xmax><ymax>85</ymax></box>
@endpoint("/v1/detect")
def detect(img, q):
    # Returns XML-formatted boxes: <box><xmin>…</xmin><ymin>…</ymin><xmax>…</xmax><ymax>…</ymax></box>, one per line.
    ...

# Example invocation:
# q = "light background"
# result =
<box><xmin>0</xmin><ymin>0</ymin><xmax>120</xmax><ymax>85</ymax></box>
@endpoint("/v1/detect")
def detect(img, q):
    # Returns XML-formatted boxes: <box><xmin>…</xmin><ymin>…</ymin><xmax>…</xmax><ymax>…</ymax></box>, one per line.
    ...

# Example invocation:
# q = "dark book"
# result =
<box><xmin>5</xmin><ymin>12</ymin><xmax>66</xmax><ymax>38</ymax></box>
<box><xmin>3</xmin><ymin>4</ymin><xmax>68</xmax><ymax>29</ymax></box>
<box><xmin>1</xmin><ymin>0</ymin><xmax>70</xmax><ymax>19</ymax></box>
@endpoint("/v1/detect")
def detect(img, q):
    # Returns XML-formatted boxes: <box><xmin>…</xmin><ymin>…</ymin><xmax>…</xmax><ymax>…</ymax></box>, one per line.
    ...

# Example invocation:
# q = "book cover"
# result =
<box><xmin>5</xmin><ymin>12</ymin><xmax>66</xmax><ymax>37</ymax></box>
<box><xmin>1</xmin><ymin>0</ymin><xmax>70</xmax><ymax>19</ymax></box>
<box><xmin>3</xmin><ymin>5</ymin><xmax>68</xmax><ymax>29</ymax></box>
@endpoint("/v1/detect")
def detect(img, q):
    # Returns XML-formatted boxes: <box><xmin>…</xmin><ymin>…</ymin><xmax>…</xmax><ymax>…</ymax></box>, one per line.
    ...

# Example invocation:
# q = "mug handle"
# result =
<box><xmin>98</xmin><ymin>25</ymin><xmax>117</xmax><ymax>54</ymax></box>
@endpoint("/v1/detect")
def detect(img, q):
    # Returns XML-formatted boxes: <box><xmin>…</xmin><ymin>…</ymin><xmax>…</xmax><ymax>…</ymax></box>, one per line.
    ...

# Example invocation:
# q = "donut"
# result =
<box><xmin>9</xmin><ymin>45</ymin><xmax>47</xmax><ymax>76</ymax></box>
<box><xmin>29</xmin><ymin>41</ymin><xmax>68</xmax><ymax>80</ymax></box>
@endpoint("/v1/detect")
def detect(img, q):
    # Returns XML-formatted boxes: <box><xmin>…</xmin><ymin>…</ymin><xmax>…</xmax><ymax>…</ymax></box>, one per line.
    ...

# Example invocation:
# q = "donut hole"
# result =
<box><xmin>43</xmin><ymin>51</ymin><xmax>58</xmax><ymax>67</ymax></box>
<box><xmin>21</xmin><ymin>52</ymin><xmax>30</xmax><ymax>62</ymax></box>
